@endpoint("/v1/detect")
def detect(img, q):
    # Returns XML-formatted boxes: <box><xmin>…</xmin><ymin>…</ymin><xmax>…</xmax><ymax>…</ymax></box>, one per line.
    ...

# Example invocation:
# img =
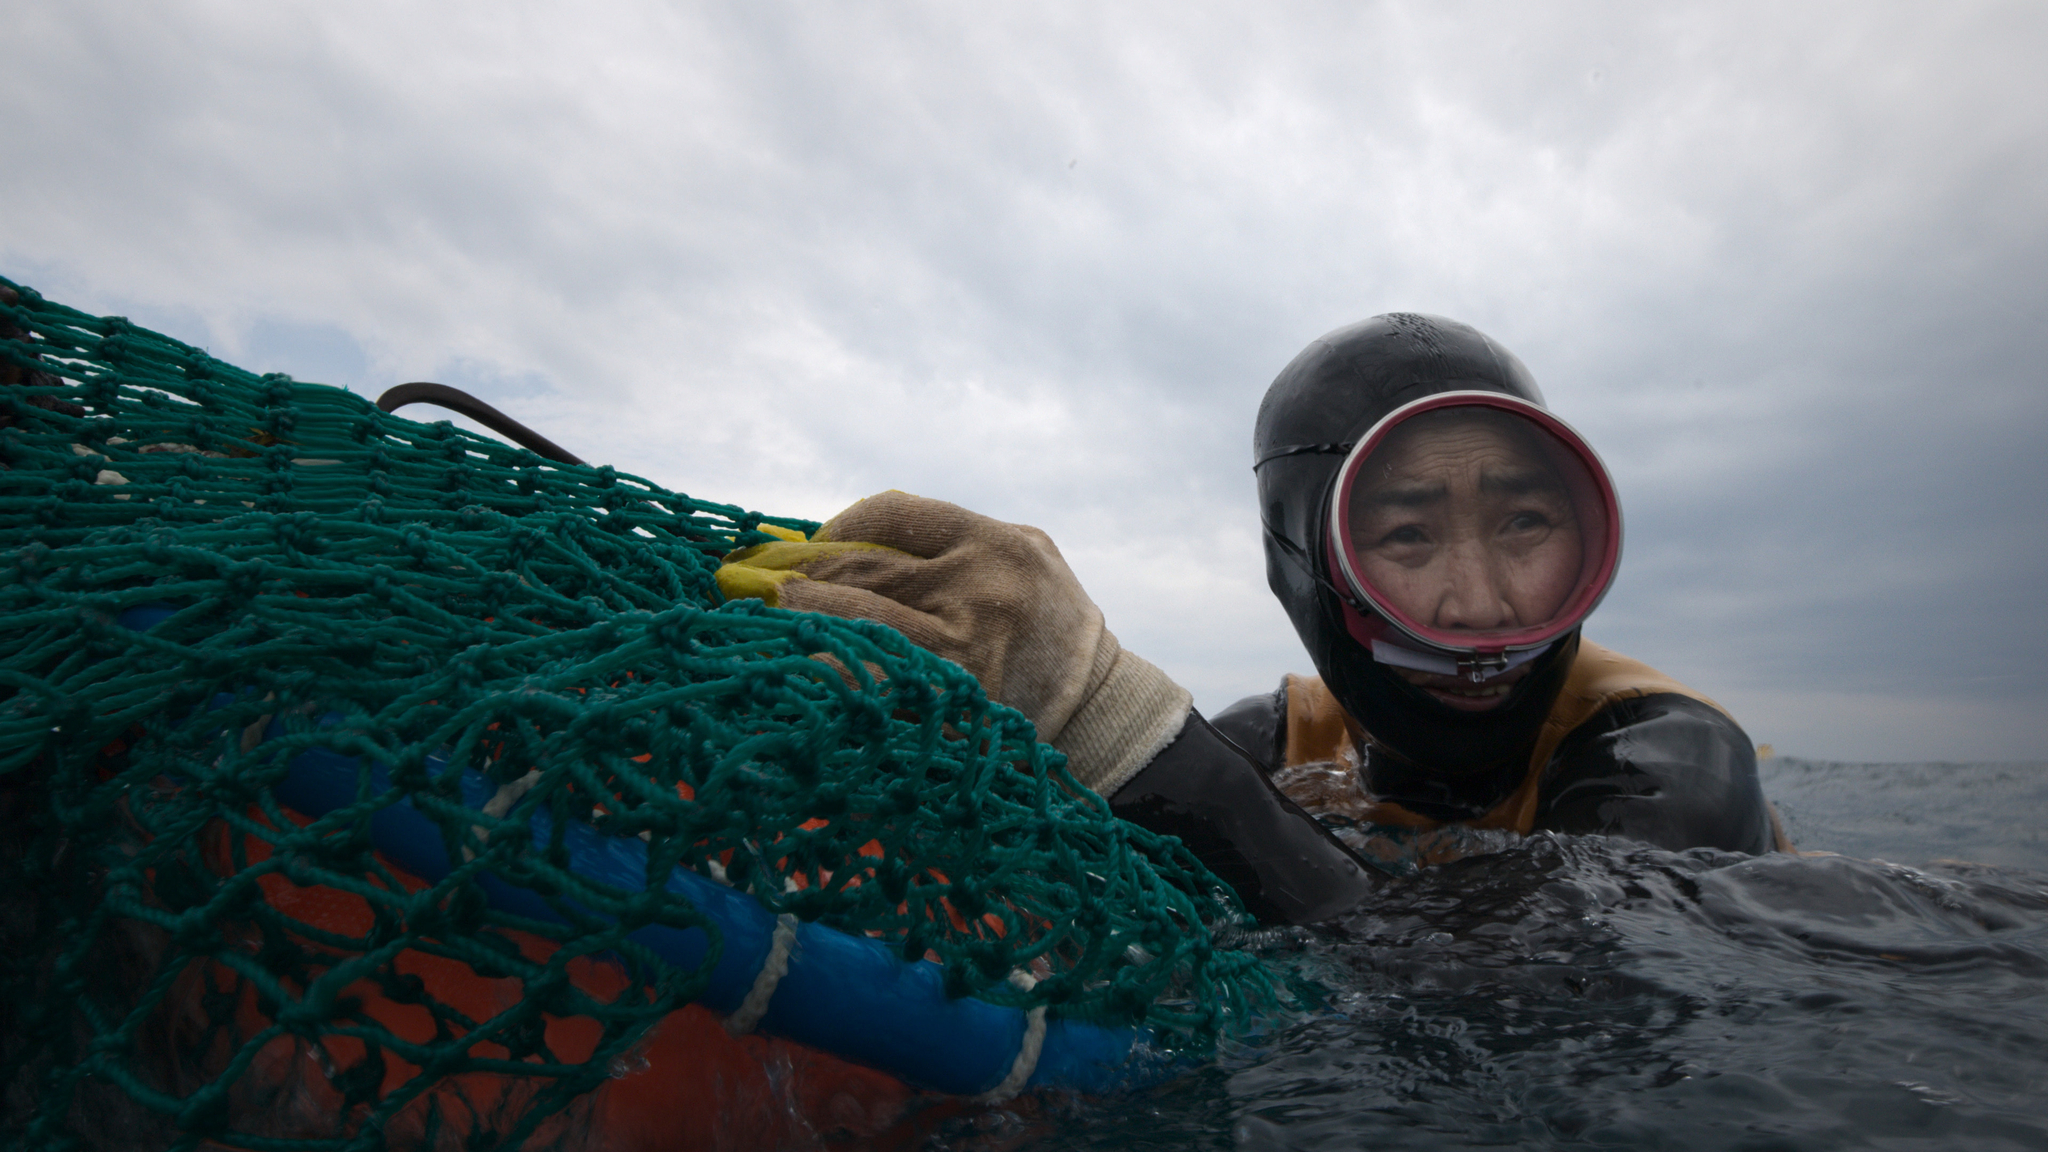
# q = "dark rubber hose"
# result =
<box><xmin>377</xmin><ymin>381</ymin><xmax>586</xmax><ymax>466</ymax></box>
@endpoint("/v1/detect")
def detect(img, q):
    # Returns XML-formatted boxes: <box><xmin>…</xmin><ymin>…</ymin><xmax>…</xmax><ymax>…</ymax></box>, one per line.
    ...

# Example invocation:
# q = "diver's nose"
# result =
<box><xmin>1432</xmin><ymin>543</ymin><xmax>1516</xmax><ymax>630</ymax></box>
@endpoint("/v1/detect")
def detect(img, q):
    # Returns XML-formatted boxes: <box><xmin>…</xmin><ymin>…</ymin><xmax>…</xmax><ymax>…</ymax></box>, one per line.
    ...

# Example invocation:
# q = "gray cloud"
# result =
<box><xmin>5</xmin><ymin>0</ymin><xmax>2044</xmax><ymax>759</ymax></box>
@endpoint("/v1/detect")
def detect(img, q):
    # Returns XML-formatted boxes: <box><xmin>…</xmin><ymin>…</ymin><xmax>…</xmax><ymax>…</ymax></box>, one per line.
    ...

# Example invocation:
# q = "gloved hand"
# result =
<box><xmin>716</xmin><ymin>491</ymin><xmax>1191</xmax><ymax>797</ymax></box>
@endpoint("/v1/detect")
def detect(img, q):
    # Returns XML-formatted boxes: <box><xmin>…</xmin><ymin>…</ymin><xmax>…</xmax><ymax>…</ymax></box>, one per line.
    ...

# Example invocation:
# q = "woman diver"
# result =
<box><xmin>716</xmin><ymin>313</ymin><xmax>1788</xmax><ymax>926</ymax></box>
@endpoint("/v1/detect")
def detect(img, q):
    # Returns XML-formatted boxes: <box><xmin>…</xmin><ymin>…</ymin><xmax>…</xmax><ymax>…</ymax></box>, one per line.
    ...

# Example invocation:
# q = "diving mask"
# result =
<box><xmin>1325</xmin><ymin>392</ymin><xmax>1622</xmax><ymax>682</ymax></box>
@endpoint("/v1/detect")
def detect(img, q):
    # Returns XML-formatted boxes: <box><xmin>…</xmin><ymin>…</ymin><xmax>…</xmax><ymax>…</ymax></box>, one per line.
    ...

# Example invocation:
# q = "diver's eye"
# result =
<box><xmin>1378</xmin><ymin>524</ymin><xmax>1431</xmax><ymax>547</ymax></box>
<box><xmin>1503</xmin><ymin>511</ymin><xmax>1551</xmax><ymax>533</ymax></box>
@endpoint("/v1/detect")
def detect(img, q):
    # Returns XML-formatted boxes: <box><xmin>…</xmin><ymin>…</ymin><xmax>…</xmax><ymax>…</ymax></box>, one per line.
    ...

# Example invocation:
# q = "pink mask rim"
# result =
<box><xmin>1326</xmin><ymin>390</ymin><xmax>1623</xmax><ymax>658</ymax></box>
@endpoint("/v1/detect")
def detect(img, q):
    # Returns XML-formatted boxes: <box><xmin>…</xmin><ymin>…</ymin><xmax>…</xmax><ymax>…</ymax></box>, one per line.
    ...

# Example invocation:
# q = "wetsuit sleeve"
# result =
<box><xmin>1108</xmin><ymin>710</ymin><xmax>1377</xmax><ymax>925</ymax></box>
<box><xmin>1206</xmin><ymin>683</ymin><xmax>1287</xmax><ymax>774</ymax></box>
<box><xmin>1533</xmin><ymin>693</ymin><xmax>1775</xmax><ymax>854</ymax></box>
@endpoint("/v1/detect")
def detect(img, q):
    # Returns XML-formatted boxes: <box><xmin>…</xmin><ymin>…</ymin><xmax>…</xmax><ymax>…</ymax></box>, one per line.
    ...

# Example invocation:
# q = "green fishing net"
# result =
<box><xmin>0</xmin><ymin>277</ymin><xmax>1271</xmax><ymax>1150</ymax></box>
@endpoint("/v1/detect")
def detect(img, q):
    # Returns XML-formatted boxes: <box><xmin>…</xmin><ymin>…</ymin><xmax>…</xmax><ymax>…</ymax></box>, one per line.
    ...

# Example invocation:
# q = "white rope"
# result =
<box><xmin>238</xmin><ymin>693</ymin><xmax>279</xmax><ymax>756</ymax></box>
<box><xmin>464</xmin><ymin>769</ymin><xmax>542</xmax><ymax>862</ymax></box>
<box><xmin>481</xmin><ymin>770</ymin><xmax>542</xmax><ymax>819</ymax></box>
<box><xmin>979</xmin><ymin>971</ymin><xmax>1048</xmax><ymax>1104</ymax></box>
<box><xmin>725</xmin><ymin>912</ymin><xmax>800</xmax><ymax>1036</ymax></box>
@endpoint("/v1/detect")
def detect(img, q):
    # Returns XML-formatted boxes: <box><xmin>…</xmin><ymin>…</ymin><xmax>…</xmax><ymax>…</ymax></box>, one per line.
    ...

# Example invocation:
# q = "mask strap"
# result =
<box><xmin>1253</xmin><ymin>442</ymin><xmax>1355</xmax><ymax>468</ymax></box>
<box><xmin>1260</xmin><ymin>516</ymin><xmax>1372</xmax><ymax>615</ymax></box>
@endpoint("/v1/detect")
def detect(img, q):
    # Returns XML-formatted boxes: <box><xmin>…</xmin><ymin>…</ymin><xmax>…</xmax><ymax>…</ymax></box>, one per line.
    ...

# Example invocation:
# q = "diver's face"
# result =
<box><xmin>1347</xmin><ymin>416</ymin><xmax>1583</xmax><ymax>638</ymax></box>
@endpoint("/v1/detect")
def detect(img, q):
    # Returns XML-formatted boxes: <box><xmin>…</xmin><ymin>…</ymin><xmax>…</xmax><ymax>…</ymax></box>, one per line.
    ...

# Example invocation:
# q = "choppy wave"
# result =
<box><xmin>935</xmin><ymin>760</ymin><xmax>2048</xmax><ymax>1151</ymax></box>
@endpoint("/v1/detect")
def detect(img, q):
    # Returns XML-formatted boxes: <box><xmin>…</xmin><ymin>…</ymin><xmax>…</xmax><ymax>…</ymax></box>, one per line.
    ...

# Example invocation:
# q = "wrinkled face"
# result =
<box><xmin>1346</xmin><ymin>411</ymin><xmax>1584</xmax><ymax>635</ymax></box>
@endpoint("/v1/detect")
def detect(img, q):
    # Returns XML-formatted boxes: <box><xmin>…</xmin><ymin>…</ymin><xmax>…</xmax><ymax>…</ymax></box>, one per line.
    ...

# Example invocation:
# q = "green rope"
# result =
<box><xmin>0</xmin><ymin>277</ymin><xmax>1271</xmax><ymax>1150</ymax></box>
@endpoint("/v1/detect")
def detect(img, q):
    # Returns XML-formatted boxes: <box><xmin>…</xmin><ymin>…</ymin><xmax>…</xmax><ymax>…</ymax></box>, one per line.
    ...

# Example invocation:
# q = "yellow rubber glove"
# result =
<box><xmin>716</xmin><ymin>491</ymin><xmax>1191</xmax><ymax>797</ymax></box>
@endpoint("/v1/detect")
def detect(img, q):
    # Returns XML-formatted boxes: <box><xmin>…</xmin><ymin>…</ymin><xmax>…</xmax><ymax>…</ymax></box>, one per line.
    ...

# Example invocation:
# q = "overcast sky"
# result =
<box><xmin>6</xmin><ymin>1</ymin><xmax>2044</xmax><ymax>760</ymax></box>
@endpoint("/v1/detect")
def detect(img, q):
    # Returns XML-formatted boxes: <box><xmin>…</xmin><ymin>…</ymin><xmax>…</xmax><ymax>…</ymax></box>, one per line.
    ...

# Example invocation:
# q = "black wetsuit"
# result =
<box><xmin>1109</xmin><ymin>710</ymin><xmax>1377</xmax><ymax>926</ymax></box>
<box><xmin>1207</xmin><ymin>652</ymin><xmax>1777</xmax><ymax>857</ymax></box>
<box><xmin>1108</xmin><ymin>645</ymin><xmax>1778</xmax><ymax>928</ymax></box>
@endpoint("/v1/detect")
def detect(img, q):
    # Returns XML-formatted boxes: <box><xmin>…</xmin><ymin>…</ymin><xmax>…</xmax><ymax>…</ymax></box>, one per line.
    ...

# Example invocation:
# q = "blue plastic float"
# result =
<box><xmin>118</xmin><ymin>604</ymin><xmax>1155</xmax><ymax>1099</ymax></box>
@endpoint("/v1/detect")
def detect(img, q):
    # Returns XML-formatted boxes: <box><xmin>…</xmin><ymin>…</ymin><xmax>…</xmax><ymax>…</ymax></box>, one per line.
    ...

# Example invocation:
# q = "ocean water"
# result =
<box><xmin>938</xmin><ymin>759</ymin><xmax>2048</xmax><ymax>1151</ymax></box>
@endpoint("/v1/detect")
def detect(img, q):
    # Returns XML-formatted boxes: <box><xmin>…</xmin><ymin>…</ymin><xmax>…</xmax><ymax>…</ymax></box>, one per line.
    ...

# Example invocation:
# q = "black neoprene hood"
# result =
<box><xmin>1254</xmin><ymin>312</ymin><xmax>1583</xmax><ymax>776</ymax></box>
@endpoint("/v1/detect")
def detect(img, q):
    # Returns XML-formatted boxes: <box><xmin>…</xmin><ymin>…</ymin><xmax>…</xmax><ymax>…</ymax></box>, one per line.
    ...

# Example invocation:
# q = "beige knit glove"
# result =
<box><xmin>715</xmin><ymin>491</ymin><xmax>1191</xmax><ymax>797</ymax></box>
